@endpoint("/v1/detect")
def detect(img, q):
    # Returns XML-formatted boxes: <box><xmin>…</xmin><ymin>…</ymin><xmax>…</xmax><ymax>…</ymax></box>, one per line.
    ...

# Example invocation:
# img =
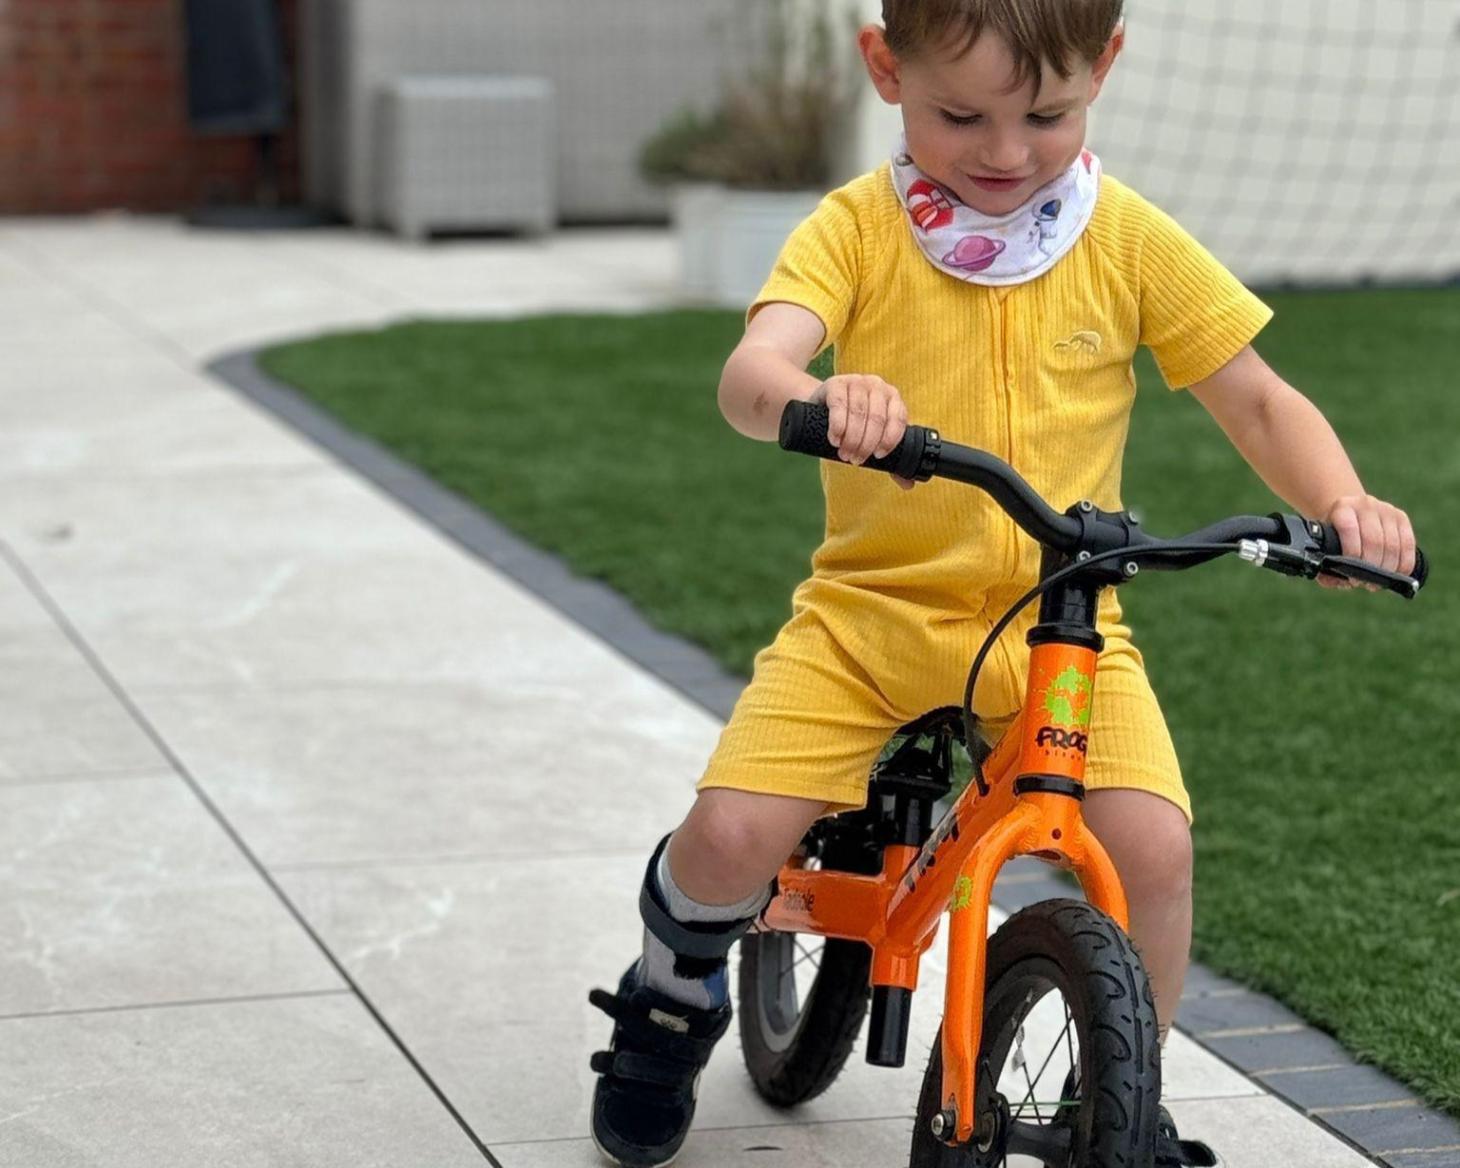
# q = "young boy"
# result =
<box><xmin>588</xmin><ymin>2</ymin><xmax>1417</xmax><ymax>1165</ymax></box>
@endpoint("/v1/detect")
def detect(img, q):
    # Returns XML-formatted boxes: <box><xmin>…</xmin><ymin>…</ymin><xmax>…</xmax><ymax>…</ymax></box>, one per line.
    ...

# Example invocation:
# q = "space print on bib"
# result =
<box><xmin>891</xmin><ymin>138</ymin><xmax>1101</xmax><ymax>287</ymax></box>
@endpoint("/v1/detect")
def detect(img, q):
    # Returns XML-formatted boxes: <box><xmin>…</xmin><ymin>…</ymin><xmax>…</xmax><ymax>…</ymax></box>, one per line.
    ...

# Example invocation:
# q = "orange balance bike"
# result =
<box><xmin>734</xmin><ymin>401</ymin><xmax>1427</xmax><ymax>1167</ymax></box>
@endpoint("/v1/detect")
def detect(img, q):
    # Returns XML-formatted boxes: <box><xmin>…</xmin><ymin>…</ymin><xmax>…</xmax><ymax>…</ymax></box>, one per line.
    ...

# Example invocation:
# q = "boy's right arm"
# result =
<box><xmin>718</xmin><ymin>301</ymin><xmax>912</xmax><ymax>478</ymax></box>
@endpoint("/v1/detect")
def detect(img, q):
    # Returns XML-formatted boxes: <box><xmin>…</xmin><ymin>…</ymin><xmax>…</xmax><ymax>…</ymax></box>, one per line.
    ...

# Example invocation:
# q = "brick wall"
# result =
<box><xmin>0</xmin><ymin>0</ymin><xmax>301</xmax><ymax>214</ymax></box>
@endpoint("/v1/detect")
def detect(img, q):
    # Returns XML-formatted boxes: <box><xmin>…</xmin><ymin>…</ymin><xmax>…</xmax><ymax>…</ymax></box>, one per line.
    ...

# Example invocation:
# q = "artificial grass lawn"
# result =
<box><xmin>261</xmin><ymin>288</ymin><xmax>1460</xmax><ymax>1115</ymax></box>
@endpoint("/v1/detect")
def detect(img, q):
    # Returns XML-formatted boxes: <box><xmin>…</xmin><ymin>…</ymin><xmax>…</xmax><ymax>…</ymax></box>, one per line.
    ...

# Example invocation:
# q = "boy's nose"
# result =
<box><xmin>980</xmin><ymin>131</ymin><xmax>1029</xmax><ymax>174</ymax></box>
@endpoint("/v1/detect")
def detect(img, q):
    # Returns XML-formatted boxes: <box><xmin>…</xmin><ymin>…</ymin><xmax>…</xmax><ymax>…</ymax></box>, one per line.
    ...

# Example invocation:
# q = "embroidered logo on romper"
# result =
<box><xmin>1054</xmin><ymin>330</ymin><xmax>1103</xmax><ymax>354</ymax></box>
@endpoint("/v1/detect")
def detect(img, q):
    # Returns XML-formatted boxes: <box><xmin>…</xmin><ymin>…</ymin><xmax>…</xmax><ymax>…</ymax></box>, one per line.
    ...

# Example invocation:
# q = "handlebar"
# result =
<box><xmin>779</xmin><ymin>400</ymin><xmax>1428</xmax><ymax>599</ymax></box>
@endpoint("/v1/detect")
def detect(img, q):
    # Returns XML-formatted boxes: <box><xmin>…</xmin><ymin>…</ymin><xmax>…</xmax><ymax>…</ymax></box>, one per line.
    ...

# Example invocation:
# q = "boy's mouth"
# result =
<box><xmin>968</xmin><ymin>174</ymin><xmax>1028</xmax><ymax>192</ymax></box>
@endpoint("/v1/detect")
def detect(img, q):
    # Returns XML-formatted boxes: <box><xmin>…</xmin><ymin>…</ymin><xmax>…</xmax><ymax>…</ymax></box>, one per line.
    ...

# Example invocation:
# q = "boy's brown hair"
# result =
<box><xmin>881</xmin><ymin>0</ymin><xmax>1123</xmax><ymax>89</ymax></box>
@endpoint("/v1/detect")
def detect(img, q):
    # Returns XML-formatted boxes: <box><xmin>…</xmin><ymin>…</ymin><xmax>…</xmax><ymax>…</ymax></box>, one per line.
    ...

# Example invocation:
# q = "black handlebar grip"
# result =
<box><xmin>779</xmin><ymin>400</ymin><xmax>938</xmax><ymax>482</ymax></box>
<box><xmin>1315</xmin><ymin>521</ymin><xmax>1429</xmax><ymax>594</ymax></box>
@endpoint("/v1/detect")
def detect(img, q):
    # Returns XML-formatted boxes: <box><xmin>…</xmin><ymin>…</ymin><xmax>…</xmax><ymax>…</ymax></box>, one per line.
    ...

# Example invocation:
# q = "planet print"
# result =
<box><xmin>942</xmin><ymin>234</ymin><xmax>1006</xmax><ymax>272</ymax></box>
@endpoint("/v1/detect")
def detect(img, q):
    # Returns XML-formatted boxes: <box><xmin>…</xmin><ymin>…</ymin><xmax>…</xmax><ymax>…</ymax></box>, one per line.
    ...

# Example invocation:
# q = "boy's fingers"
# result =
<box><xmin>842</xmin><ymin>389</ymin><xmax>869</xmax><ymax>461</ymax></box>
<box><xmin>1389</xmin><ymin>516</ymin><xmax>1413</xmax><ymax>578</ymax></box>
<box><xmin>824</xmin><ymin>382</ymin><xmax>846</xmax><ymax>444</ymax></box>
<box><xmin>1379</xmin><ymin>509</ymin><xmax>1401</xmax><ymax>573</ymax></box>
<box><xmin>1358</xmin><ymin>506</ymin><xmax>1385</xmax><ymax>567</ymax></box>
<box><xmin>875</xmin><ymin>411</ymin><xmax>907</xmax><ymax>459</ymax></box>
<box><xmin>860</xmin><ymin>398</ymin><xmax>890</xmax><ymax>463</ymax></box>
<box><xmin>893</xmin><ymin>474</ymin><xmax>916</xmax><ymax>491</ymax></box>
<box><xmin>873</xmin><ymin>393</ymin><xmax>909</xmax><ymax>458</ymax></box>
<box><xmin>1328</xmin><ymin>502</ymin><xmax>1359</xmax><ymax>557</ymax></box>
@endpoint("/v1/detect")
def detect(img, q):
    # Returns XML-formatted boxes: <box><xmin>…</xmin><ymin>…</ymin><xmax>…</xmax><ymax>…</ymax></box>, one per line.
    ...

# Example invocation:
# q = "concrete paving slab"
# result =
<box><xmin>0</xmin><ymin>775</ymin><xmax>342</xmax><ymax>1016</ymax></box>
<box><xmin>0</xmin><ymin>632</ymin><xmax>167</xmax><ymax>783</ymax></box>
<box><xmin>14</xmin><ymin>544</ymin><xmax>678</xmax><ymax>692</ymax></box>
<box><xmin>136</xmin><ymin>678</ymin><xmax>721</xmax><ymax>868</ymax></box>
<box><xmin>0</xmin><ymin>378</ymin><xmax>328</xmax><ymax>482</ymax></box>
<box><xmin>0</xmin><ymin>995</ymin><xmax>486</xmax><ymax>1168</ymax></box>
<box><xmin>1161</xmin><ymin>1095</ymin><xmax>1376</xmax><ymax>1167</ymax></box>
<box><xmin>0</xmin><ymin>572</ymin><xmax>169</xmax><ymax>782</ymax></box>
<box><xmin>0</xmin><ymin>465</ymin><xmax>438</xmax><ymax>570</ymax></box>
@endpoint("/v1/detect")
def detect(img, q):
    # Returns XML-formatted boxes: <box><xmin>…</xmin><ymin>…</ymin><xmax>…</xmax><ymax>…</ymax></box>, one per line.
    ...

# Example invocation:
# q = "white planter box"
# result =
<box><xmin>672</xmin><ymin>184</ymin><xmax>823</xmax><ymax>309</ymax></box>
<box><xmin>669</xmin><ymin>183</ymin><xmax>726</xmax><ymax>300</ymax></box>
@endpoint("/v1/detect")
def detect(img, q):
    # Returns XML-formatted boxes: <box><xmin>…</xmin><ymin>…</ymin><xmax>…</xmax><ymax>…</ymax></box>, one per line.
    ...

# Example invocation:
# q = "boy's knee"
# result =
<box><xmin>1085</xmin><ymin>789</ymin><xmax>1192</xmax><ymax>902</ymax></box>
<box><xmin>1126</xmin><ymin>816</ymin><xmax>1192</xmax><ymax>902</ymax></box>
<box><xmin>674</xmin><ymin>788</ymin><xmax>828</xmax><ymax>898</ymax></box>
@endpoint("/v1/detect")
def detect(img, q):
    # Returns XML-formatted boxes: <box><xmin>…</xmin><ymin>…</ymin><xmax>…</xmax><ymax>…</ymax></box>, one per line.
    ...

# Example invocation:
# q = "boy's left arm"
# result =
<box><xmin>1187</xmin><ymin>345</ymin><xmax>1417</xmax><ymax>589</ymax></box>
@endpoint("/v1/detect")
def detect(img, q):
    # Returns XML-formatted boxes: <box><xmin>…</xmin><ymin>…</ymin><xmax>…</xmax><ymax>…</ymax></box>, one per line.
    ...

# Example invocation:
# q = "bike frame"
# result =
<box><xmin>759</xmin><ymin>572</ymin><xmax>1127</xmax><ymax>1148</ymax></box>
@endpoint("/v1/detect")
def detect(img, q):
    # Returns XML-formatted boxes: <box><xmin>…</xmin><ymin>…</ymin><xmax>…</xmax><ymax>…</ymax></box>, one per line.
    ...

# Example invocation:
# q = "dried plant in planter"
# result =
<box><xmin>641</xmin><ymin>0</ymin><xmax>864</xmax><ymax>192</ymax></box>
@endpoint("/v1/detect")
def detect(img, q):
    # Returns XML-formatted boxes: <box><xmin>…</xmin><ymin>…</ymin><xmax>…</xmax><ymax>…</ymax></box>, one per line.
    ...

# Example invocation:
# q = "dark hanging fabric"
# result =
<box><xmin>182</xmin><ymin>0</ymin><xmax>287</xmax><ymax>135</ymax></box>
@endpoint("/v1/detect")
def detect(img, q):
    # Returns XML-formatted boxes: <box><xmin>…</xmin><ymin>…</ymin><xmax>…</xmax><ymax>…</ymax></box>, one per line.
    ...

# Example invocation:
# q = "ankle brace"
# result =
<box><xmin>639</xmin><ymin>832</ymin><xmax>772</xmax><ymax>979</ymax></box>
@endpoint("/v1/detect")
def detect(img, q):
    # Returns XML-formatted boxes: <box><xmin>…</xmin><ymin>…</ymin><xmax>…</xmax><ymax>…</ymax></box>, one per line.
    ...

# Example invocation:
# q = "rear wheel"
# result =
<box><xmin>737</xmin><ymin>930</ymin><xmax>873</xmax><ymax>1105</ymax></box>
<box><xmin>910</xmin><ymin>899</ymin><xmax>1161</xmax><ymax>1167</ymax></box>
<box><xmin>736</xmin><ymin>815</ymin><xmax>880</xmax><ymax>1106</ymax></box>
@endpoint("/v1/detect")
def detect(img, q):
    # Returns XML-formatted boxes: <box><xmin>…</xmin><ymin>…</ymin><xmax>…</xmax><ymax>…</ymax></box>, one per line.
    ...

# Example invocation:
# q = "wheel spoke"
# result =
<box><xmin>1011</xmin><ymin>991</ymin><xmax>1078</xmax><ymax>1129</ymax></box>
<box><xmin>1016</xmin><ymin>1026</ymin><xmax>1042</xmax><ymax>1122</ymax></box>
<box><xmin>777</xmin><ymin>937</ymin><xmax>822</xmax><ymax>985</ymax></box>
<box><xmin>1008</xmin><ymin>1098</ymin><xmax>1080</xmax><ymax>1116</ymax></box>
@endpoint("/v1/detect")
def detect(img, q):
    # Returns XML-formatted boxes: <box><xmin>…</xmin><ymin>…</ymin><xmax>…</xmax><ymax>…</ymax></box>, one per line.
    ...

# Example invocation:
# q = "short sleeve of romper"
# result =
<box><xmin>1134</xmin><ymin>197</ymin><xmax>1274</xmax><ymax>389</ymax></box>
<box><xmin>746</xmin><ymin>180</ymin><xmax>871</xmax><ymax>350</ymax></box>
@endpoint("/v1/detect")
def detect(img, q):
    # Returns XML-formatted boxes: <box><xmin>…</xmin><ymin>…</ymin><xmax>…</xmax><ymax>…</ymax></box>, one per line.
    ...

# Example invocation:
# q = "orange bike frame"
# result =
<box><xmin>759</xmin><ymin>637</ymin><xmax>1128</xmax><ymax>1147</ymax></box>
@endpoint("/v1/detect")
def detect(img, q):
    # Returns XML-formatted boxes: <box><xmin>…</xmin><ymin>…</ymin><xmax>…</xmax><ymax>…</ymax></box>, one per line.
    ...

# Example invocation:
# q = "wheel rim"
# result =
<box><xmin>750</xmin><ymin>929</ymin><xmax>826</xmax><ymax>1054</ymax></box>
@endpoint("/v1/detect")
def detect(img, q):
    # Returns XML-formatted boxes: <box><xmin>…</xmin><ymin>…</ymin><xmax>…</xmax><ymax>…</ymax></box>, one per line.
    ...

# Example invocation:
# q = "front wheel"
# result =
<box><xmin>911</xmin><ymin>899</ymin><xmax>1161</xmax><ymax>1167</ymax></box>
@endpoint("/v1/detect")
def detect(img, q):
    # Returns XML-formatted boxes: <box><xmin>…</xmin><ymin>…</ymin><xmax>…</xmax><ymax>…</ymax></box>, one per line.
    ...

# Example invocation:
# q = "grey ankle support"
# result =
<box><xmin>638</xmin><ymin>832</ymin><xmax>772</xmax><ymax>980</ymax></box>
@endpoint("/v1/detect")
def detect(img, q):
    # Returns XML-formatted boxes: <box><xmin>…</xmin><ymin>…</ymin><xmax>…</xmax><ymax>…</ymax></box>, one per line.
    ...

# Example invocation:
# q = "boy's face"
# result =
<box><xmin>861</xmin><ymin>25</ymin><xmax>1122</xmax><ymax>216</ymax></box>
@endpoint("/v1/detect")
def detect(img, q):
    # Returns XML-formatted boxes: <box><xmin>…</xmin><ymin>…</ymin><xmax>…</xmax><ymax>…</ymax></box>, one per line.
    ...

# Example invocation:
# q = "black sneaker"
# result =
<box><xmin>588</xmin><ymin>961</ymin><xmax>733</xmax><ymax>1168</ymax></box>
<box><xmin>1157</xmin><ymin>1104</ymin><xmax>1223</xmax><ymax>1167</ymax></box>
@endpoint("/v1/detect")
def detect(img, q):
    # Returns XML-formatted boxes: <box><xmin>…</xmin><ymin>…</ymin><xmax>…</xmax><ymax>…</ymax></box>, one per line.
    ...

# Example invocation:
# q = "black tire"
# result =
<box><xmin>910</xmin><ymin>899</ymin><xmax>1161</xmax><ymax>1167</ymax></box>
<box><xmin>737</xmin><ymin>931</ymin><xmax>872</xmax><ymax>1106</ymax></box>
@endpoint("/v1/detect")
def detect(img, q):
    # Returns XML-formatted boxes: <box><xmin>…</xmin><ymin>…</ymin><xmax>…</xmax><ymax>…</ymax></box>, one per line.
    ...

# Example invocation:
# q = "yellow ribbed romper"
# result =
<box><xmin>697</xmin><ymin>166</ymin><xmax>1273</xmax><ymax>824</ymax></box>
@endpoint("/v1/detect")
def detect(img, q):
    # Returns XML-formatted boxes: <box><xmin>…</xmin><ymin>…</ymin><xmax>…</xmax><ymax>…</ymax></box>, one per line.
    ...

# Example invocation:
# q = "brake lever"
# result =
<box><xmin>1319</xmin><ymin>554</ymin><xmax>1422</xmax><ymax>599</ymax></box>
<box><xmin>1238</xmin><ymin>540</ymin><xmax>1422</xmax><ymax>599</ymax></box>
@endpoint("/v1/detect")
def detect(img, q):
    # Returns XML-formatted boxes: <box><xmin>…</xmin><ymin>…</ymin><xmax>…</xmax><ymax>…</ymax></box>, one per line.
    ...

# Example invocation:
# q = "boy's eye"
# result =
<box><xmin>939</xmin><ymin>109</ymin><xmax>980</xmax><ymax>127</ymax></box>
<box><xmin>1028</xmin><ymin>112</ymin><xmax>1065</xmax><ymax>127</ymax></box>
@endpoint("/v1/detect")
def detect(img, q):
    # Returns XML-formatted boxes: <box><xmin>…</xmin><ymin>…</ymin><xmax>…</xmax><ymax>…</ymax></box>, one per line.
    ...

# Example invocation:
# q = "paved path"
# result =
<box><xmin>0</xmin><ymin>216</ymin><xmax>1428</xmax><ymax>1166</ymax></box>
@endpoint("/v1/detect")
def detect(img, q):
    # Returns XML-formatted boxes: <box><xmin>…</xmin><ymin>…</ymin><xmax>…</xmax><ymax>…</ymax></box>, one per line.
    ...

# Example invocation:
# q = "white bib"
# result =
<box><xmin>890</xmin><ymin>136</ymin><xmax>1101</xmax><ymax>287</ymax></box>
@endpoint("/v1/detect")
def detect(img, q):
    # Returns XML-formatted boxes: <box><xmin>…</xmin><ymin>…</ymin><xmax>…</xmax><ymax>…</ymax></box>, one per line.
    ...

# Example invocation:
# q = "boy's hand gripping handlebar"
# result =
<box><xmin>779</xmin><ymin>400</ymin><xmax>1429</xmax><ymax>598</ymax></box>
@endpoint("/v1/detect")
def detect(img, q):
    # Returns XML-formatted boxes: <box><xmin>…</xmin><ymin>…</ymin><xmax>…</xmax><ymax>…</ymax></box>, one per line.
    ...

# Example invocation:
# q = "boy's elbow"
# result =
<box><xmin>717</xmin><ymin>349</ymin><xmax>756</xmax><ymax>435</ymax></box>
<box><xmin>716</xmin><ymin>359</ymin><xmax>739</xmax><ymax>427</ymax></box>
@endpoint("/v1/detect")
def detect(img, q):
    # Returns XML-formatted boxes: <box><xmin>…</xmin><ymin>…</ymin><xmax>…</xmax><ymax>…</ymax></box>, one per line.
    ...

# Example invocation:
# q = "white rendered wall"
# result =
<box><xmin>840</xmin><ymin>0</ymin><xmax>1460</xmax><ymax>285</ymax></box>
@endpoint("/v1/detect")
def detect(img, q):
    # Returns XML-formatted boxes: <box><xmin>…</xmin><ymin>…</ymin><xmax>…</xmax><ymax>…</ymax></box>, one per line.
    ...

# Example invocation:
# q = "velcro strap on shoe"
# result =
<box><xmin>587</xmin><ymin>988</ymin><xmax>726</xmax><ymax>1059</ymax></box>
<box><xmin>590</xmin><ymin>1049</ymin><xmax>699</xmax><ymax>1090</ymax></box>
<box><xmin>638</xmin><ymin>833</ymin><xmax>762</xmax><ymax>962</ymax></box>
<box><xmin>588</xmin><ymin>987</ymin><xmax>628</xmax><ymax>1022</ymax></box>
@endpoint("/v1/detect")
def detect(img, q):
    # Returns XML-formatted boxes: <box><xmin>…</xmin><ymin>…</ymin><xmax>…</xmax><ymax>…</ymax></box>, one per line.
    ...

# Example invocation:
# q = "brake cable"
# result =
<box><xmin>961</xmin><ymin>541</ymin><xmax>1243</xmax><ymax>796</ymax></box>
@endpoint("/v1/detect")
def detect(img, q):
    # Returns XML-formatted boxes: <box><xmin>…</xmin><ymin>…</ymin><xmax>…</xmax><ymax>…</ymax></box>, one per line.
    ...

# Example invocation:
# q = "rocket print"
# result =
<box><xmin>906</xmin><ymin>179</ymin><xmax>955</xmax><ymax>232</ymax></box>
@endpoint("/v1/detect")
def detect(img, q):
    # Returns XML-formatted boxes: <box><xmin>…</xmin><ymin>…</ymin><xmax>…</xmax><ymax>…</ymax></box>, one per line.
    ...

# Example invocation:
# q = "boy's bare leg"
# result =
<box><xmin>668</xmin><ymin>788</ymin><xmax>831</xmax><ymax>905</ymax></box>
<box><xmin>1081</xmin><ymin>788</ymin><xmax>1194</xmax><ymax>1044</ymax></box>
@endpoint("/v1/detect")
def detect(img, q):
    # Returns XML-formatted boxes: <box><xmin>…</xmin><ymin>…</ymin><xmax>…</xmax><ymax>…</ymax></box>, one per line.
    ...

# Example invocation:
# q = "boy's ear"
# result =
<box><xmin>859</xmin><ymin>24</ymin><xmax>903</xmax><ymax>104</ymax></box>
<box><xmin>1087</xmin><ymin>24</ymin><xmax>1124</xmax><ymax>102</ymax></box>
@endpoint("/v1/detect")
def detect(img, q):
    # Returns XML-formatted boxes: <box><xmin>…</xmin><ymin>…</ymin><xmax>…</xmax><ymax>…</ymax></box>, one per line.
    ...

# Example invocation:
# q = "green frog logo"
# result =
<box><xmin>1035</xmin><ymin>666</ymin><xmax>1092</xmax><ymax>753</ymax></box>
<box><xmin>1043</xmin><ymin>666</ymin><xmax>1092</xmax><ymax>728</ymax></box>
